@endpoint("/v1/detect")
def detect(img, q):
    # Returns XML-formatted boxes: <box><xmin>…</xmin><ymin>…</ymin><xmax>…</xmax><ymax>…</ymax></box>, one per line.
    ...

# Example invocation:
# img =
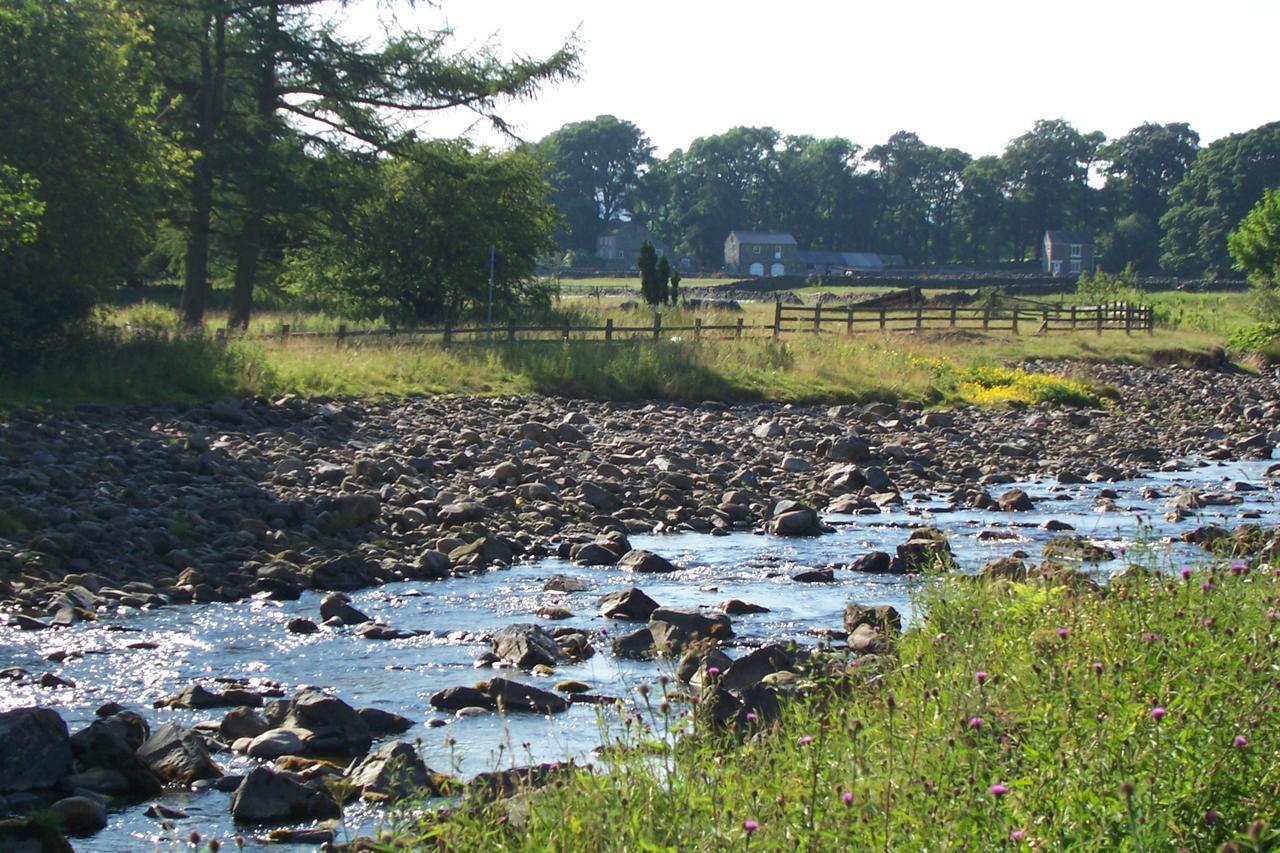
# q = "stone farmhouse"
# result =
<box><xmin>1042</xmin><ymin>230</ymin><xmax>1095</xmax><ymax>276</ymax></box>
<box><xmin>595</xmin><ymin>222</ymin><xmax>671</xmax><ymax>271</ymax></box>
<box><xmin>723</xmin><ymin>231</ymin><xmax>801</xmax><ymax>276</ymax></box>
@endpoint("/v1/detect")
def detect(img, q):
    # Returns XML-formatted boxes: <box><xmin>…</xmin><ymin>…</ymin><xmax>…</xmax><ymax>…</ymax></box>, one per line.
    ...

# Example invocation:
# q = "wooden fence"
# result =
<box><xmin>246</xmin><ymin>301</ymin><xmax>1152</xmax><ymax>346</ymax></box>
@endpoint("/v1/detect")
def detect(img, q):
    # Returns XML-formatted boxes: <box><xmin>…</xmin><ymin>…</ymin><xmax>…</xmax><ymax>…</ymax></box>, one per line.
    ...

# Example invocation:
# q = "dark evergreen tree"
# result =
<box><xmin>637</xmin><ymin>240</ymin><xmax>661</xmax><ymax>306</ymax></box>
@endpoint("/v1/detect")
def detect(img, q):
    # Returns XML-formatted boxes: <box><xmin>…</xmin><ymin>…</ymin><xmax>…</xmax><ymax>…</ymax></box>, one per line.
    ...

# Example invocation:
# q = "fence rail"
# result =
<box><xmin>233</xmin><ymin>301</ymin><xmax>1152</xmax><ymax>346</ymax></box>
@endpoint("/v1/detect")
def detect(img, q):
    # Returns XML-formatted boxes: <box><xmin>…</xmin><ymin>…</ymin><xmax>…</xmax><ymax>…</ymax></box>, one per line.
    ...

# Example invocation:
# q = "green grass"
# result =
<box><xmin>389</xmin><ymin>553</ymin><xmax>1280</xmax><ymax>851</ymax></box>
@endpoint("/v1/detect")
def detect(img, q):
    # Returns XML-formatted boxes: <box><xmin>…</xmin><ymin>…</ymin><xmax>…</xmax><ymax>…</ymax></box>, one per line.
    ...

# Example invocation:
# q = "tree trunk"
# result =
<box><xmin>228</xmin><ymin>1</ymin><xmax>279</xmax><ymax>331</ymax></box>
<box><xmin>180</xmin><ymin>5</ymin><xmax>227</xmax><ymax>328</ymax></box>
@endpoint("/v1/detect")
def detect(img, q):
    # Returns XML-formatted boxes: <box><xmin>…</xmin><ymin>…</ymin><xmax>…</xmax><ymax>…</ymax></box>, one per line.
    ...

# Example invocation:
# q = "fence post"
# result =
<box><xmin>1125</xmin><ymin>303</ymin><xmax>1132</xmax><ymax>335</ymax></box>
<box><xmin>1011</xmin><ymin>309</ymin><xmax>1019</xmax><ymax>335</ymax></box>
<box><xmin>879</xmin><ymin>308</ymin><xmax>886</xmax><ymax>331</ymax></box>
<box><xmin>846</xmin><ymin>305</ymin><xmax>854</xmax><ymax>334</ymax></box>
<box><xmin>605</xmin><ymin>318</ymin><xmax>613</xmax><ymax>341</ymax></box>
<box><xmin>1096</xmin><ymin>305</ymin><xmax>1103</xmax><ymax>335</ymax></box>
<box><xmin>337</xmin><ymin>324</ymin><xmax>348</xmax><ymax>346</ymax></box>
<box><xmin>983</xmin><ymin>305</ymin><xmax>990</xmax><ymax>331</ymax></box>
<box><xmin>280</xmin><ymin>323</ymin><xmax>290</xmax><ymax>343</ymax></box>
<box><xmin>772</xmin><ymin>300</ymin><xmax>782</xmax><ymax>338</ymax></box>
<box><xmin>950</xmin><ymin>305</ymin><xmax>957</xmax><ymax>327</ymax></box>
<box><xmin>1147</xmin><ymin>305</ymin><xmax>1154</xmax><ymax>335</ymax></box>
<box><xmin>736</xmin><ymin>317</ymin><xmax>744</xmax><ymax>339</ymax></box>
<box><xmin>562</xmin><ymin>318</ymin><xmax>571</xmax><ymax>340</ymax></box>
<box><xmin>915</xmin><ymin>305</ymin><xmax>923</xmax><ymax>330</ymax></box>
<box><xmin>441</xmin><ymin>320</ymin><xmax>451</xmax><ymax>346</ymax></box>
<box><xmin>1070</xmin><ymin>306</ymin><xmax>1077</xmax><ymax>331</ymax></box>
<box><xmin>653</xmin><ymin>312</ymin><xmax>661</xmax><ymax>341</ymax></box>
<box><xmin>813</xmin><ymin>304</ymin><xmax>822</xmax><ymax>334</ymax></box>
<box><xmin>507</xmin><ymin>318</ymin><xmax>516</xmax><ymax>341</ymax></box>
<box><xmin>694</xmin><ymin>317</ymin><xmax>702</xmax><ymax>339</ymax></box>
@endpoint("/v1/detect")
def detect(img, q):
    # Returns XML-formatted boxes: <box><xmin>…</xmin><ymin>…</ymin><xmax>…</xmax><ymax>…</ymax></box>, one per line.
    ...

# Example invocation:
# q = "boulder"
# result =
<box><xmin>229</xmin><ymin>766</ymin><xmax>341</xmax><ymax>825</ymax></box>
<box><xmin>136</xmin><ymin>722</ymin><xmax>222</xmax><ymax>784</ymax></box>
<box><xmin>997</xmin><ymin>489</ymin><xmax>1035</xmax><ymax>512</ymax></box>
<box><xmin>319</xmin><ymin>593</ymin><xmax>371</xmax><ymax>626</ymax></box>
<box><xmin>718</xmin><ymin>599</ymin><xmax>770</xmax><ymax>615</ymax></box>
<box><xmin>481</xmin><ymin>678</ymin><xmax>570</xmax><ymax>714</ymax></box>
<box><xmin>895</xmin><ymin>527</ymin><xmax>956</xmax><ymax>571</ymax></box>
<box><xmin>617</xmin><ymin>549</ymin><xmax>678</xmax><ymax>574</ymax></box>
<box><xmin>246</xmin><ymin>729</ymin><xmax>305</xmax><ymax>759</ymax></box>
<box><xmin>599</xmin><ymin>587</ymin><xmax>659</xmax><ymax>620</ymax></box>
<box><xmin>437</xmin><ymin>501</ymin><xmax>487</xmax><ymax>526</ymax></box>
<box><xmin>721</xmin><ymin>645</ymin><xmax>797</xmax><ymax>693</ymax></box>
<box><xmin>648</xmin><ymin>608</ymin><xmax>733</xmax><ymax>656</ymax></box>
<box><xmin>579</xmin><ymin>482</ymin><xmax>621</xmax><ymax>513</ymax></box>
<box><xmin>1042</xmin><ymin>535</ymin><xmax>1116</xmax><ymax>563</ymax></box>
<box><xmin>491</xmin><ymin>623</ymin><xmax>562</xmax><ymax>669</ymax></box>
<box><xmin>279</xmin><ymin>689</ymin><xmax>372</xmax><ymax>757</ymax></box>
<box><xmin>843</xmin><ymin>602</ymin><xmax>902</xmax><ymax>634</ymax></box>
<box><xmin>69</xmin><ymin>718</ymin><xmax>161</xmax><ymax>798</ymax></box>
<box><xmin>978</xmin><ymin>557</ymin><xmax>1028</xmax><ymax>581</ymax></box>
<box><xmin>308</xmin><ymin>554</ymin><xmax>378</xmax><ymax>591</ymax></box>
<box><xmin>792</xmin><ymin>568</ymin><xmax>835</xmax><ymax>583</ymax></box>
<box><xmin>769</xmin><ymin>501</ymin><xmax>823</xmax><ymax>537</ymax></box>
<box><xmin>348</xmin><ymin>741</ymin><xmax>448</xmax><ymax>802</ymax></box>
<box><xmin>0</xmin><ymin>707</ymin><xmax>73</xmax><ymax>793</ymax></box>
<box><xmin>428</xmin><ymin>686</ymin><xmax>495</xmax><ymax>712</ymax></box>
<box><xmin>543</xmin><ymin>574</ymin><xmax>587</xmax><ymax>593</ymax></box>
<box><xmin>848</xmin><ymin>551</ymin><xmax>900</xmax><ymax>574</ymax></box>
<box><xmin>848</xmin><ymin>624</ymin><xmax>891</xmax><ymax>654</ymax></box>
<box><xmin>48</xmin><ymin>796</ymin><xmax>107</xmax><ymax>837</ymax></box>
<box><xmin>357</xmin><ymin>707</ymin><xmax>415</xmax><ymax>735</ymax></box>
<box><xmin>219</xmin><ymin>707</ymin><xmax>270</xmax><ymax>742</ymax></box>
<box><xmin>610</xmin><ymin>628</ymin><xmax>655</xmax><ymax>660</ymax></box>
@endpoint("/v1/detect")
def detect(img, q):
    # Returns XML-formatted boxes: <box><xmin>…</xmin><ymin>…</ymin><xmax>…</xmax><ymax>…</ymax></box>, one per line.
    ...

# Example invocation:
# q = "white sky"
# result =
<box><xmin>354</xmin><ymin>0</ymin><xmax>1278</xmax><ymax>157</ymax></box>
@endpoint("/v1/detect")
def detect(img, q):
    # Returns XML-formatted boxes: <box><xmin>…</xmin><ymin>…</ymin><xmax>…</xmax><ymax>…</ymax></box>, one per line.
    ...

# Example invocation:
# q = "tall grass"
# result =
<box><xmin>393</xmin><ymin>556</ymin><xmax>1280</xmax><ymax>851</ymax></box>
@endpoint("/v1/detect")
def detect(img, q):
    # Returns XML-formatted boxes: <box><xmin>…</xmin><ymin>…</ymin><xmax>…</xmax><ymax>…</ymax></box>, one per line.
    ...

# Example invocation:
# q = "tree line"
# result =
<box><xmin>535</xmin><ymin>115</ymin><xmax>1280</xmax><ymax>277</ymax></box>
<box><xmin>0</xmin><ymin>0</ymin><xmax>577</xmax><ymax>363</ymax></box>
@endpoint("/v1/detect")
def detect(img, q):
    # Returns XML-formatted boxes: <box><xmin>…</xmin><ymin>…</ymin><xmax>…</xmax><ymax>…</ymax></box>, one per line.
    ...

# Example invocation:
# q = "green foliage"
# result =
<box><xmin>669</xmin><ymin>268</ymin><xmax>682</xmax><ymax>304</ymax></box>
<box><xmin>1225</xmin><ymin>323</ymin><xmax>1280</xmax><ymax>353</ymax></box>
<box><xmin>1161</xmin><ymin>121</ymin><xmax>1280</xmax><ymax>276</ymax></box>
<box><xmin>636</xmin><ymin>241</ymin><xmax>662</xmax><ymax>306</ymax></box>
<box><xmin>1229</xmin><ymin>188</ymin><xmax>1280</xmax><ymax>288</ymax></box>
<box><xmin>394</xmin><ymin>559</ymin><xmax>1280</xmax><ymax>850</ymax></box>
<box><xmin>0</xmin><ymin>0</ymin><xmax>181</xmax><ymax>364</ymax></box>
<box><xmin>1075</xmin><ymin>267</ymin><xmax>1142</xmax><ymax>303</ymax></box>
<box><xmin>655</xmin><ymin>255</ymin><xmax>671</xmax><ymax>305</ymax></box>
<box><xmin>284</xmin><ymin>142</ymin><xmax>558</xmax><ymax>324</ymax></box>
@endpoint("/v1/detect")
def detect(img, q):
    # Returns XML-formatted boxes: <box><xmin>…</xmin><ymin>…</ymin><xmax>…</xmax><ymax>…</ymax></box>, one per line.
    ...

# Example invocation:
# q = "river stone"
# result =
<box><xmin>136</xmin><ymin>722</ymin><xmax>222</xmax><ymax>784</ymax></box>
<box><xmin>0</xmin><ymin>707</ymin><xmax>73</xmax><ymax>793</ymax></box>
<box><xmin>848</xmin><ymin>551</ymin><xmax>900</xmax><ymax>574</ymax></box>
<box><xmin>648</xmin><ymin>608</ymin><xmax>733</xmax><ymax>656</ymax></box>
<box><xmin>349</xmin><ymin>740</ymin><xmax>448</xmax><ymax>802</ymax></box>
<box><xmin>895</xmin><ymin>527</ymin><xmax>956</xmax><ymax>571</ymax></box>
<box><xmin>219</xmin><ymin>707</ymin><xmax>271</xmax><ymax>742</ymax></box>
<box><xmin>286</xmin><ymin>618</ymin><xmax>319</xmax><ymax>635</ymax></box>
<box><xmin>412</xmin><ymin>549</ymin><xmax>451</xmax><ymax>580</ymax></box>
<box><xmin>319</xmin><ymin>593</ymin><xmax>371</xmax><ymax>626</ymax></box>
<box><xmin>1042</xmin><ymin>535</ymin><xmax>1116</xmax><ymax>562</ymax></box>
<box><xmin>599</xmin><ymin>584</ymin><xmax>660</xmax><ymax>617</ymax></box>
<box><xmin>792</xmin><ymin>568</ymin><xmax>835</xmax><ymax>583</ymax></box>
<box><xmin>979</xmin><ymin>557</ymin><xmax>1029</xmax><ymax>581</ymax></box>
<box><xmin>848</xmin><ymin>624</ymin><xmax>891</xmax><ymax>654</ymax></box>
<box><xmin>357</xmin><ymin>707</ymin><xmax>415</xmax><ymax>735</ymax></box>
<box><xmin>48</xmin><ymin>796</ymin><xmax>107</xmax><ymax>836</ymax></box>
<box><xmin>279</xmin><ymin>689</ymin><xmax>372</xmax><ymax>757</ymax></box>
<box><xmin>330</xmin><ymin>493</ymin><xmax>380</xmax><ymax>527</ymax></box>
<box><xmin>843</xmin><ymin>602</ymin><xmax>902</xmax><ymax>634</ymax></box>
<box><xmin>719</xmin><ymin>599</ymin><xmax>770</xmax><ymax>615</ymax></box>
<box><xmin>543</xmin><ymin>574</ymin><xmax>587</xmax><ymax>593</ymax></box>
<box><xmin>997</xmin><ymin>489</ymin><xmax>1035</xmax><ymax>512</ymax></box>
<box><xmin>69</xmin><ymin>718</ymin><xmax>162</xmax><ymax>798</ymax></box>
<box><xmin>617</xmin><ymin>549</ymin><xmax>678</xmax><ymax>574</ymax></box>
<box><xmin>229</xmin><ymin>766</ymin><xmax>341</xmax><ymax>825</ymax></box>
<box><xmin>491</xmin><ymin>623</ymin><xmax>561</xmax><ymax>668</ymax></box>
<box><xmin>246</xmin><ymin>729</ymin><xmax>305</xmax><ymax>759</ymax></box>
<box><xmin>720</xmin><ymin>644</ymin><xmax>797</xmax><ymax>693</ymax></box>
<box><xmin>579</xmin><ymin>482</ymin><xmax>622</xmax><ymax>512</ymax></box>
<box><xmin>769</xmin><ymin>502</ymin><xmax>822</xmax><ymax>537</ymax></box>
<box><xmin>828</xmin><ymin>435</ymin><xmax>870</xmax><ymax>462</ymax></box>
<box><xmin>678</xmin><ymin>646</ymin><xmax>734</xmax><ymax>684</ymax></box>
<box><xmin>610</xmin><ymin>627</ymin><xmax>655</xmax><ymax>659</ymax></box>
<box><xmin>308</xmin><ymin>553</ymin><xmax>378</xmax><ymax>591</ymax></box>
<box><xmin>429</xmin><ymin>686</ymin><xmax>496</xmax><ymax>712</ymax></box>
<box><xmin>481</xmin><ymin>678</ymin><xmax>570</xmax><ymax>714</ymax></box>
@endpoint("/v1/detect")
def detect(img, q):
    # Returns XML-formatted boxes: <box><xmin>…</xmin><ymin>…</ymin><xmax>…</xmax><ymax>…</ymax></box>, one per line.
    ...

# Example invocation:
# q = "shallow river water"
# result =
<box><xmin>2</xmin><ymin>457</ymin><xmax>1276</xmax><ymax>850</ymax></box>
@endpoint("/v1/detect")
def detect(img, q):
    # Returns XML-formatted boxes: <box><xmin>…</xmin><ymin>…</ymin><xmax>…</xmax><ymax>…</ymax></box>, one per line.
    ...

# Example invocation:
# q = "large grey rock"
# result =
<box><xmin>136</xmin><ymin>722</ymin><xmax>222</xmax><ymax>784</ymax></box>
<box><xmin>69</xmin><ymin>718</ymin><xmax>161</xmax><ymax>798</ymax></box>
<box><xmin>279</xmin><ymin>689</ymin><xmax>372</xmax><ymax>757</ymax></box>
<box><xmin>648</xmin><ymin>608</ymin><xmax>733</xmax><ymax>656</ymax></box>
<box><xmin>491</xmin><ymin>623</ymin><xmax>561</xmax><ymax>669</ymax></box>
<box><xmin>0</xmin><ymin>707</ymin><xmax>72</xmax><ymax>793</ymax></box>
<box><xmin>617</xmin><ymin>549</ymin><xmax>678</xmax><ymax>574</ymax></box>
<box><xmin>319</xmin><ymin>593</ymin><xmax>371</xmax><ymax>626</ymax></box>
<box><xmin>482</xmin><ymin>678</ymin><xmax>570</xmax><ymax>714</ymax></box>
<box><xmin>579</xmin><ymin>482</ymin><xmax>621</xmax><ymax>512</ymax></box>
<box><xmin>246</xmin><ymin>729</ymin><xmax>305</xmax><ymax>759</ymax></box>
<box><xmin>895</xmin><ymin>527</ymin><xmax>956</xmax><ymax>571</ymax></box>
<box><xmin>428</xmin><ymin>685</ymin><xmax>495</xmax><ymax>712</ymax></box>
<box><xmin>348</xmin><ymin>741</ymin><xmax>444</xmax><ymax>802</ymax></box>
<box><xmin>229</xmin><ymin>766</ymin><xmax>341</xmax><ymax>825</ymax></box>
<box><xmin>48</xmin><ymin>796</ymin><xmax>107</xmax><ymax>836</ymax></box>
<box><xmin>721</xmin><ymin>645</ymin><xmax>798</xmax><ymax>693</ymax></box>
<box><xmin>219</xmin><ymin>707</ymin><xmax>271</xmax><ymax>742</ymax></box>
<box><xmin>843</xmin><ymin>602</ymin><xmax>902</xmax><ymax>634</ymax></box>
<box><xmin>599</xmin><ymin>587</ymin><xmax>659</xmax><ymax>620</ymax></box>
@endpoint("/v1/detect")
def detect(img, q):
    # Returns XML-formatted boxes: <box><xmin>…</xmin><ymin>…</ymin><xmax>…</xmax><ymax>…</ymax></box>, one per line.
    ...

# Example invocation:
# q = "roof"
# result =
<box><xmin>599</xmin><ymin>221</ymin><xmax>650</xmax><ymax>238</ymax></box>
<box><xmin>1044</xmin><ymin>230</ymin><xmax>1093</xmax><ymax>245</ymax></box>
<box><xmin>727</xmin><ymin>230</ymin><xmax>797</xmax><ymax>245</ymax></box>
<box><xmin>798</xmin><ymin>250</ymin><xmax>887</xmax><ymax>269</ymax></box>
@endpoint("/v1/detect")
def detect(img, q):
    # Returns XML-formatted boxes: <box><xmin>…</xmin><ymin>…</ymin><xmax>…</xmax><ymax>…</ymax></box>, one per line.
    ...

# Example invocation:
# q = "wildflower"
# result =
<box><xmin>975</xmin><ymin>670</ymin><xmax>989</xmax><ymax>685</ymax></box>
<box><xmin>706</xmin><ymin>666</ymin><xmax>720</xmax><ymax>677</ymax></box>
<box><xmin>1010</xmin><ymin>829</ymin><xmax>1024</xmax><ymax>842</ymax></box>
<box><xmin>842</xmin><ymin>791</ymin><xmax>853</xmax><ymax>805</ymax></box>
<box><xmin>1201</xmin><ymin>580</ymin><xmax>1214</xmax><ymax>592</ymax></box>
<box><xmin>1057</xmin><ymin>627</ymin><xmax>1069</xmax><ymax>639</ymax></box>
<box><xmin>798</xmin><ymin>735</ymin><xmax>814</xmax><ymax>746</ymax></box>
<box><xmin>746</xmin><ymin>711</ymin><xmax>758</xmax><ymax>723</ymax></box>
<box><xmin>209</xmin><ymin>842</ymin><xmax>221</xmax><ymax>853</ymax></box>
<box><xmin>636</xmin><ymin>684</ymin><xmax>650</xmax><ymax>697</ymax></box>
<box><xmin>1120</xmin><ymin>781</ymin><xmax>1135</xmax><ymax>798</ymax></box>
<box><xmin>1092</xmin><ymin>661</ymin><xmax>1104</xmax><ymax>676</ymax></box>
<box><xmin>968</xmin><ymin>716</ymin><xmax>984</xmax><ymax>729</ymax></box>
<box><xmin>743</xmin><ymin>819</ymin><xmax>759</xmax><ymax>834</ymax></box>
<box><xmin>1231</xmin><ymin>561</ymin><xmax>1247</xmax><ymax>574</ymax></box>
<box><xmin>1205</xmin><ymin>809</ymin><xmax>1220</xmax><ymax>825</ymax></box>
<box><xmin>1235</xmin><ymin>734</ymin><xmax>1249</xmax><ymax>748</ymax></box>
<box><xmin>1181</xmin><ymin>567</ymin><xmax>1192</xmax><ymax>581</ymax></box>
<box><xmin>1141</xmin><ymin>631</ymin><xmax>1156</xmax><ymax>643</ymax></box>
<box><xmin>189</xmin><ymin>832</ymin><xmax>201</xmax><ymax>846</ymax></box>
<box><xmin>989</xmin><ymin>783</ymin><xmax>1008</xmax><ymax>797</ymax></box>
<box><xmin>1150</xmin><ymin>706</ymin><xmax>1166</xmax><ymax>721</ymax></box>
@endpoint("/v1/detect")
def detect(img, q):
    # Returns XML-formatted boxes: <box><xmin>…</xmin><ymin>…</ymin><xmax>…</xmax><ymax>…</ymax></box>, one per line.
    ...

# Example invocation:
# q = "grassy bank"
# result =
<box><xmin>393</xmin><ymin>555</ymin><xmax>1280</xmax><ymax>850</ymax></box>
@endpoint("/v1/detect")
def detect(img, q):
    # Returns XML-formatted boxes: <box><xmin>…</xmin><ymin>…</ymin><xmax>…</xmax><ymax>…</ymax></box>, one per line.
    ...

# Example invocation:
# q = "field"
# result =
<box><xmin>0</xmin><ymin>281</ymin><xmax>1261</xmax><ymax>410</ymax></box>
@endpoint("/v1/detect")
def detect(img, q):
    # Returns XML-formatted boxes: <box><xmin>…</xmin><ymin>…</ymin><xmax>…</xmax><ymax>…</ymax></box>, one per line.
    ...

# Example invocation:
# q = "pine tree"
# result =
<box><xmin>637</xmin><ymin>240</ymin><xmax>660</xmax><ymax>306</ymax></box>
<box><xmin>656</xmin><ymin>255</ymin><xmax>671</xmax><ymax>306</ymax></box>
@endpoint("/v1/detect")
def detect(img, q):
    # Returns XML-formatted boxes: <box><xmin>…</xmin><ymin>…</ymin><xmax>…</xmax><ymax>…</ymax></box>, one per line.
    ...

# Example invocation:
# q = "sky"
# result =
<box><xmin>357</xmin><ymin>0</ymin><xmax>1279</xmax><ymax>158</ymax></box>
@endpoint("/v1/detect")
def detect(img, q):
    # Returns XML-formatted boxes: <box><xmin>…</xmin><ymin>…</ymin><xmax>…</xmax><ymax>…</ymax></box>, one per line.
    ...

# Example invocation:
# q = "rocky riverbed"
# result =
<box><xmin>3</xmin><ymin>361</ymin><xmax>1280</xmax><ymax>849</ymax></box>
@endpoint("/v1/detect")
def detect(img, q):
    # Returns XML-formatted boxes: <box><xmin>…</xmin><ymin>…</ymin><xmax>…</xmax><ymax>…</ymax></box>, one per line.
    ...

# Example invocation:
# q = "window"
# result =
<box><xmin>1070</xmin><ymin>244</ymin><xmax>1083</xmax><ymax>258</ymax></box>
<box><xmin>752</xmin><ymin>245</ymin><xmax>761</xmax><ymax>255</ymax></box>
<box><xmin>774</xmin><ymin>246</ymin><xmax>782</xmax><ymax>259</ymax></box>
<box><xmin>1069</xmin><ymin>259</ymin><xmax>1082</xmax><ymax>274</ymax></box>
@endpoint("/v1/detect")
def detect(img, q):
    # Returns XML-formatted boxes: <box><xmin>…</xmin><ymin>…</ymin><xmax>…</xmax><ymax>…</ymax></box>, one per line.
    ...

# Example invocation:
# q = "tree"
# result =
<box><xmin>669</xmin><ymin>267</ymin><xmax>682</xmax><ymax>305</ymax></box>
<box><xmin>637</xmin><ymin>241</ymin><xmax>661</xmax><ymax>306</ymax></box>
<box><xmin>656</xmin><ymin>255</ymin><xmax>671</xmax><ymax>305</ymax></box>
<box><xmin>143</xmin><ymin>0</ymin><xmax>579</xmax><ymax>328</ymax></box>
<box><xmin>954</xmin><ymin>156</ymin><xmax>1012</xmax><ymax>264</ymax></box>
<box><xmin>0</xmin><ymin>0</ymin><xmax>179</xmax><ymax>362</ymax></box>
<box><xmin>1161</xmin><ymin>121</ymin><xmax>1280</xmax><ymax>276</ymax></box>
<box><xmin>537</xmin><ymin>115</ymin><xmax>653</xmax><ymax>252</ymax></box>
<box><xmin>284</xmin><ymin>141</ymin><xmax>557</xmax><ymax>324</ymax></box>
<box><xmin>1229</xmin><ymin>188</ymin><xmax>1280</xmax><ymax>293</ymax></box>
<box><xmin>865</xmin><ymin>131</ymin><xmax>971</xmax><ymax>263</ymax></box>
<box><xmin>1001</xmin><ymin>119</ymin><xmax>1104</xmax><ymax>259</ymax></box>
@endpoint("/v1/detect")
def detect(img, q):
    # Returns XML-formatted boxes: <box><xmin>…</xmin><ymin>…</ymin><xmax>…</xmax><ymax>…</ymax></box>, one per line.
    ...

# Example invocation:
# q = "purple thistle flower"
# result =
<box><xmin>1092</xmin><ymin>661</ymin><xmax>1104</xmax><ymax>676</ymax></box>
<box><xmin>1231</xmin><ymin>561</ymin><xmax>1246</xmax><ymax>574</ymax></box>
<box><xmin>706</xmin><ymin>666</ymin><xmax>720</xmax><ymax>677</ymax></box>
<box><xmin>1181</xmin><ymin>566</ymin><xmax>1192</xmax><ymax>580</ymax></box>
<box><xmin>1150</xmin><ymin>706</ymin><xmax>1166</xmax><ymax>721</ymax></box>
<box><xmin>743</xmin><ymin>819</ymin><xmax>758</xmax><ymax>834</ymax></box>
<box><xmin>1201</xmin><ymin>580</ymin><xmax>1214</xmax><ymax>592</ymax></box>
<box><xmin>797</xmin><ymin>735</ymin><xmax>814</xmax><ymax>746</ymax></box>
<box><xmin>1056</xmin><ymin>626</ymin><xmax>1069</xmax><ymax>639</ymax></box>
<box><xmin>842</xmin><ymin>791</ymin><xmax>853</xmax><ymax>805</ymax></box>
<box><xmin>746</xmin><ymin>711</ymin><xmax>758</xmax><ymax>723</ymax></box>
<box><xmin>1141</xmin><ymin>631</ymin><xmax>1156</xmax><ymax>644</ymax></box>
<box><xmin>1235</xmin><ymin>734</ymin><xmax>1249</xmax><ymax>747</ymax></box>
<box><xmin>989</xmin><ymin>783</ymin><xmax>1008</xmax><ymax>797</ymax></box>
<box><xmin>1205</xmin><ymin>809</ymin><xmax>1220</xmax><ymax>825</ymax></box>
<box><xmin>1010</xmin><ymin>829</ymin><xmax>1024</xmax><ymax>841</ymax></box>
<box><xmin>975</xmin><ymin>670</ymin><xmax>989</xmax><ymax>684</ymax></box>
<box><xmin>968</xmin><ymin>716</ymin><xmax>984</xmax><ymax>729</ymax></box>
